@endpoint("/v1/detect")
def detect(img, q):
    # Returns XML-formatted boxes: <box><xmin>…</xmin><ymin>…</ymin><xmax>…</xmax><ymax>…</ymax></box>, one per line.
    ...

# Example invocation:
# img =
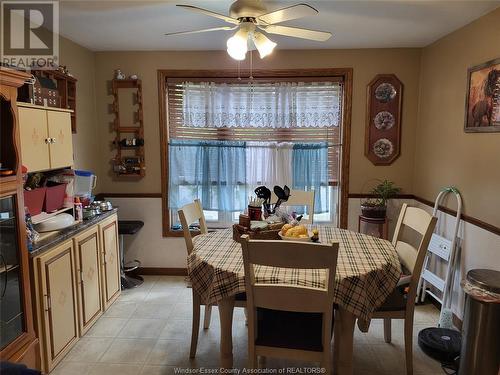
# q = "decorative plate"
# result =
<box><xmin>375</xmin><ymin>83</ymin><xmax>397</xmax><ymax>103</ymax></box>
<box><xmin>373</xmin><ymin>111</ymin><xmax>395</xmax><ymax>130</ymax></box>
<box><xmin>373</xmin><ymin>138</ymin><xmax>394</xmax><ymax>158</ymax></box>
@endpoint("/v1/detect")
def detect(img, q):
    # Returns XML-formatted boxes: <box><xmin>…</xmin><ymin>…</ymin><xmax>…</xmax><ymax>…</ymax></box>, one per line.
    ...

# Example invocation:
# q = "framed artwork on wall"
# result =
<box><xmin>464</xmin><ymin>58</ymin><xmax>500</xmax><ymax>133</ymax></box>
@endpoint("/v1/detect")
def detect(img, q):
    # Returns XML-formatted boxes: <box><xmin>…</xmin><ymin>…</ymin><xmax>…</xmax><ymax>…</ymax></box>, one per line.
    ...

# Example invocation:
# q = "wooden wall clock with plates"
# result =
<box><xmin>365</xmin><ymin>74</ymin><xmax>403</xmax><ymax>165</ymax></box>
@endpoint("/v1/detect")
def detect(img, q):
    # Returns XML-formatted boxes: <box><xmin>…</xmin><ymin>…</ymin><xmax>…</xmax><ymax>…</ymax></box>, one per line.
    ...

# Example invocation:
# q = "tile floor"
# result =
<box><xmin>52</xmin><ymin>276</ymin><xmax>444</xmax><ymax>375</ymax></box>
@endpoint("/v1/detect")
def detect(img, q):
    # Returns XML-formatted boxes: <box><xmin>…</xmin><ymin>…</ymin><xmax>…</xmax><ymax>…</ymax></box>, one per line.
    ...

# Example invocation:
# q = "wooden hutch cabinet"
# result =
<box><xmin>0</xmin><ymin>68</ymin><xmax>40</xmax><ymax>368</ymax></box>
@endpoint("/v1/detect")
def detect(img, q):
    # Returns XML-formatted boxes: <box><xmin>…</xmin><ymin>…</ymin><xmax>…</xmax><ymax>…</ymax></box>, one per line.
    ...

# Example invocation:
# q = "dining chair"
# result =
<box><xmin>281</xmin><ymin>189</ymin><xmax>315</xmax><ymax>224</ymax></box>
<box><xmin>371</xmin><ymin>203</ymin><xmax>437</xmax><ymax>375</ymax></box>
<box><xmin>178</xmin><ymin>199</ymin><xmax>213</xmax><ymax>357</ymax></box>
<box><xmin>241</xmin><ymin>235</ymin><xmax>339</xmax><ymax>373</ymax></box>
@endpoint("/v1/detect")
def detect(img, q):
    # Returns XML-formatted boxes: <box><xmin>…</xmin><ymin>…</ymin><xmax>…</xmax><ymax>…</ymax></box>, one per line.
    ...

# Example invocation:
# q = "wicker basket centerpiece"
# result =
<box><xmin>232</xmin><ymin>222</ymin><xmax>284</xmax><ymax>243</ymax></box>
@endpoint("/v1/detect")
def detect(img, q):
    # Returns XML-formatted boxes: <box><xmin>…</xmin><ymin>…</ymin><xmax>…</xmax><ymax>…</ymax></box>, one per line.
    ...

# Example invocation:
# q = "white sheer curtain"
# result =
<box><xmin>182</xmin><ymin>81</ymin><xmax>341</xmax><ymax>128</ymax></box>
<box><xmin>245</xmin><ymin>142</ymin><xmax>293</xmax><ymax>189</ymax></box>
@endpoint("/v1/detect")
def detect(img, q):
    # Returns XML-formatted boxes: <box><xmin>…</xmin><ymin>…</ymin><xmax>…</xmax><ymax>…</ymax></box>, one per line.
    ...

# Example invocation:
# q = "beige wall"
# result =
<box><xmin>93</xmin><ymin>48</ymin><xmax>422</xmax><ymax>195</ymax></box>
<box><xmin>59</xmin><ymin>36</ymin><xmax>100</xmax><ymax>179</ymax></box>
<box><xmin>414</xmin><ymin>8</ymin><xmax>500</xmax><ymax>227</ymax></box>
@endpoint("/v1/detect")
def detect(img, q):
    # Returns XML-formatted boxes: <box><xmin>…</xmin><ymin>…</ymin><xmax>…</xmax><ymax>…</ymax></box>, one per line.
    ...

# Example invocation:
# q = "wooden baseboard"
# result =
<box><xmin>412</xmin><ymin>195</ymin><xmax>500</xmax><ymax>236</ymax></box>
<box><xmin>348</xmin><ymin>193</ymin><xmax>414</xmax><ymax>200</ymax></box>
<box><xmin>134</xmin><ymin>267</ymin><xmax>187</xmax><ymax>276</ymax></box>
<box><xmin>348</xmin><ymin>193</ymin><xmax>500</xmax><ymax>236</ymax></box>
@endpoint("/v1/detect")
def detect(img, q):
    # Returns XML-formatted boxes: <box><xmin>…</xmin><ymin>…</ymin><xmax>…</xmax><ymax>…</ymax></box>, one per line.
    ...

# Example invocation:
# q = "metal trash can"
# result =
<box><xmin>458</xmin><ymin>269</ymin><xmax>500</xmax><ymax>375</ymax></box>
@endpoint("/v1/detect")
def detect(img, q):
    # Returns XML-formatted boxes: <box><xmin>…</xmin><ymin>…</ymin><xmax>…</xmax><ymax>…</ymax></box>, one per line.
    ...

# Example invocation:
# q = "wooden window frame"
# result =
<box><xmin>158</xmin><ymin>68</ymin><xmax>353</xmax><ymax>237</ymax></box>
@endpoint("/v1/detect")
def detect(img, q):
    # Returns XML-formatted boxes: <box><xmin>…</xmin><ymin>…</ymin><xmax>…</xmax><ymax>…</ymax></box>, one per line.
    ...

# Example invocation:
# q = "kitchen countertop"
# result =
<box><xmin>29</xmin><ymin>208</ymin><xmax>118</xmax><ymax>258</ymax></box>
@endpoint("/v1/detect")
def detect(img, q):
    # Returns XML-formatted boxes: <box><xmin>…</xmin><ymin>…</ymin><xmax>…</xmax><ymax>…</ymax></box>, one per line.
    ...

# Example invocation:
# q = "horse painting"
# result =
<box><xmin>465</xmin><ymin>59</ymin><xmax>500</xmax><ymax>133</ymax></box>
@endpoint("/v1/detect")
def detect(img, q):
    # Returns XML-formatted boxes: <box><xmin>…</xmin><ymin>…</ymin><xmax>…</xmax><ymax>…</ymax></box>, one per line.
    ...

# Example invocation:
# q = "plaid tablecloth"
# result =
<box><xmin>187</xmin><ymin>226</ymin><xmax>401</xmax><ymax>327</ymax></box>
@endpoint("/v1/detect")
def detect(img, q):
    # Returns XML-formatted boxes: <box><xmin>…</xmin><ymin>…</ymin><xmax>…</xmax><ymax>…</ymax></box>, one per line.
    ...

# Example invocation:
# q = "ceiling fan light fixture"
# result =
<box><xmin>253</xmin><ymin>31</ymin><xmax>276</xmax><ymax>58</ymax></box>
<box><xmin>227</xmin><ymin>28</ymin><xmax>249</xmax><ymax>60</ymax></box>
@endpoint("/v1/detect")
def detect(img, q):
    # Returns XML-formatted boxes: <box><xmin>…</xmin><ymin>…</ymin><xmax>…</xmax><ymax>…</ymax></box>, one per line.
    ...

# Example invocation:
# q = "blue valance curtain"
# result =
<box><xmin>169</xmin><ymin>140</ymin><xmax>329</xmax><ymax>214</ymax></box>
<box><xmin>169</xmin><ymin>140</ymin><xmax>247</xmax><ymax>211</ymax></box>
<box><xmin>292</xmin><ymin>142</ymin><xmax>329</xmax><ymax>214</ymax></box>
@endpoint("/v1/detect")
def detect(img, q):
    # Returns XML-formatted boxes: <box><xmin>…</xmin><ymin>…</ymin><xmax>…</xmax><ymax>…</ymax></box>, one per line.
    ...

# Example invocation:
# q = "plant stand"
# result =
<box><xmin>358</xmin><ymin>215</ymin><xmax>388</xmax><ymax>240</ymax></box>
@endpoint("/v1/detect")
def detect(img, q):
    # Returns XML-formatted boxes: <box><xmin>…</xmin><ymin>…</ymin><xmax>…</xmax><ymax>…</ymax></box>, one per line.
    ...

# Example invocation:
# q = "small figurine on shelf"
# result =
<box><xmin>113</xmin><ymin>137</ymin><xmax>144</xmax><ymax>147</ymax></box>
<box><xmin>115</xmin><ymin>69</ymin><xmax>126</xmax><ymax>80</ymax></box>
<box><xmin>129</xmin><ymin>74</ymin><xmax>138</xmax><ymax>80</ymax></box>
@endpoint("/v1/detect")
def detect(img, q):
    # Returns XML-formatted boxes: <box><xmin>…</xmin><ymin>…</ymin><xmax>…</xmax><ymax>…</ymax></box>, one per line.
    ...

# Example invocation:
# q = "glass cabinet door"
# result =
<box><xmin>0</xmin><ymin>195</ymin><xmax>25</xmax><ymax>349</ymax></box>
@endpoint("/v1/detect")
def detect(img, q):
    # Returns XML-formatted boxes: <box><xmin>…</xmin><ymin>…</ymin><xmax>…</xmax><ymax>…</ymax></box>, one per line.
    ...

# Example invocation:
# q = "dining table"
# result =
<box><xmin>187</xmin><ymin>225</ymin><xmax>401</xmax><ymax>375</ymax></box>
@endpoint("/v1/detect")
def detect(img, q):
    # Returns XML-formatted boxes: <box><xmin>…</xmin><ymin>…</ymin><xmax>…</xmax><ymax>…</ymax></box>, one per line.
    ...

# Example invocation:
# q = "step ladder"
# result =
<box><xmin>417</xmin><ymin>187</ymin><xmax>462</xmax><ymax>327</ymax></box>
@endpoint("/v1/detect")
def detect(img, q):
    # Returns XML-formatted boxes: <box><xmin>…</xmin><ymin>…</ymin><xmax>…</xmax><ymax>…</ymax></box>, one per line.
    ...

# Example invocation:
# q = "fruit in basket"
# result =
<box><xmin>284</xmin><ymin>225</ymin><xmax>308</xmax><ymax>238</ymax></box>
<box><xmin>281</xmin><ymin>223</ymin><xmax>293</xmax><ymax>235</ymax></box>
<box><xmin>311</xmin><ymin>228</ymin><xmax>320</xmax><ymax>242</ymax></box>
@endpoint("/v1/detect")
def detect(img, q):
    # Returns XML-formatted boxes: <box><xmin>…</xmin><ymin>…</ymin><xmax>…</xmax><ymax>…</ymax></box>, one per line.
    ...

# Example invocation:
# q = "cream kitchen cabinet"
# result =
<box><xmin>99</xmin><ymin>216</ymin><xmax>121</xmax><ymax>309</ymax></box>
<box><xmin>73</xmin><ymin>227</ymin><xmax>103</xmax><ymax>335</ymax></box>
<box><xmin>32</xmin><ymin>239</ymin><xmax>79</xmax><ymax>372</ymax></box>
<box><xmin>31</xmin><ymin>213</ymin><xmax>120</xmax><ymax>373</ymax></box>
<box><xmin>17</xmin><ymin>103</ymin><xmax>73</xmax><ymax>172</ymax></box>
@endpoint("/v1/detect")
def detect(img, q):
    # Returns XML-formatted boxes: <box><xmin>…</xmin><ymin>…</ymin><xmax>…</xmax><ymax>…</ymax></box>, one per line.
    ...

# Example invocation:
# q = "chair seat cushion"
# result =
<box><xmin>255</xmin><ymin>308</ymin><xmax>326</xmax><ymax>352</ymax></box>
<box><xmin>377</xmin><ymin>284</ymin><xmax>408</xmax><ymax>312</ymax></box>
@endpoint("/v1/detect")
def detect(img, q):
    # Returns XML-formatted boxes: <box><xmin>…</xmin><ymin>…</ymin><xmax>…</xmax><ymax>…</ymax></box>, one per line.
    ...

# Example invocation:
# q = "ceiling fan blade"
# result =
<box><xmin>165</xmin><ymin>26</ymin><xmax>237</xmax><ymax>37</ymax></box>
<box><xmin>258</xmin><ymin>4</ymin><xmax>318</xmax><ymax>25</ymax></box>
<box><xmin>176</xmin><ymin>5</ymin><xmax>239</xmax><ymax>25</ymax></box>
<box><xmin>259</xmin><ymin>25</ymin><xmax>332</xmax><ymax>41</ymax></box>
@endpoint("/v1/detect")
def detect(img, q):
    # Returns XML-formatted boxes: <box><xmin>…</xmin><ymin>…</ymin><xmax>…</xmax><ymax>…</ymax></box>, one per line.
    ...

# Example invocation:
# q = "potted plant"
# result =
<box><xmin>361</xmin><ymin>180</ymin><xmax>401</xmax><ymax>218</ymax></box>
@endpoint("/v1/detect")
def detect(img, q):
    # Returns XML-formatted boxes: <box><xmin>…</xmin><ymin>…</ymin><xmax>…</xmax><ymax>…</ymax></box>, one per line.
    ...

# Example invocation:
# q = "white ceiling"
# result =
<box><xmin>59</xmin><ymin>0</ymin><xmax>500</xmax><ymax>51</ymax></box>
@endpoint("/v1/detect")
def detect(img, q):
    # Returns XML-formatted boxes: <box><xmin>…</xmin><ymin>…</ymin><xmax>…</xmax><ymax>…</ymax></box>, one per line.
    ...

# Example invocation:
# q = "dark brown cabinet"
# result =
<box><xmin>0</xmin><ymin>67</ymin><xmax>39</xmax><ymax>369</ymax></box>
<box><xmin>0</xmin><ymin>196</ymin><xmax>26</xmax><ymax>349</ymax></box>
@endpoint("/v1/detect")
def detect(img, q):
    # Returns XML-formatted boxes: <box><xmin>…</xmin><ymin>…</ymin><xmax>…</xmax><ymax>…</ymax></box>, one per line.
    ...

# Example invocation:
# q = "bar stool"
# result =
<box><xmin>118</xmin><ymin>220</ymin><xmax>144</xmax><ymax>289</ymax></box>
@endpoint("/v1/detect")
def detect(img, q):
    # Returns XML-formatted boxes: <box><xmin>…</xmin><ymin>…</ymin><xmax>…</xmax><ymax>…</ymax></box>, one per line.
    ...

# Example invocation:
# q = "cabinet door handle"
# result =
<box><xmin>51</xmin><ymin>137</ymin><xmax>56</xmax><ymax>144</ymax></box>
<box><xmin>45</xmin><ymin>138</ymin><xmax>51</xmax><ymax>144</ymax></box>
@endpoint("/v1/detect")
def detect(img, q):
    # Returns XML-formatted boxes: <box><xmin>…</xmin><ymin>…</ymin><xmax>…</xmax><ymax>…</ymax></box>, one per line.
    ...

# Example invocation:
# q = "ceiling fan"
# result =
<box><xmin>165</xmin><ymin>0</ymin><xmax>332</xmax><ymax>60</ymax></box>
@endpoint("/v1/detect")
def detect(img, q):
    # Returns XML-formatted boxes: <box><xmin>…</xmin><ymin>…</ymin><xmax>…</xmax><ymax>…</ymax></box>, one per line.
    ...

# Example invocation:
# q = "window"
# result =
<box><xmin>160</xmin><ymin>70</ymin><xmax>352</xmax><ymax>235</ymax></box>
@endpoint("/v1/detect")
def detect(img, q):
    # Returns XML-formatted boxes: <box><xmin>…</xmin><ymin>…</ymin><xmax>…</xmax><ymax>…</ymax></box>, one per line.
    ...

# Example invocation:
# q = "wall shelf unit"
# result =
<box><xmin>111</xmin><ymin>79</ymin><xmax>145</xmax><ymax>178</ymax></box>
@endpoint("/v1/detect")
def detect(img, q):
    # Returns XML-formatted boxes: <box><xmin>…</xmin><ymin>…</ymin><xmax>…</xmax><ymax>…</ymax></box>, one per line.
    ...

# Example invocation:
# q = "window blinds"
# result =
<box><xmin>166</xmin><ymin>78</ymin><xmax>343</xmax><ymax>184</ymax></box>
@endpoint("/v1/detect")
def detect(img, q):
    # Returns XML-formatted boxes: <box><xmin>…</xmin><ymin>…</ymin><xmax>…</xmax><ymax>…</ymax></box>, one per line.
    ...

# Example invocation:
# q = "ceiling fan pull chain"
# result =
<box><xmin>237</xmin><ymin>60</ymin><xmax>241</xmax><ymax>81</ymax></box>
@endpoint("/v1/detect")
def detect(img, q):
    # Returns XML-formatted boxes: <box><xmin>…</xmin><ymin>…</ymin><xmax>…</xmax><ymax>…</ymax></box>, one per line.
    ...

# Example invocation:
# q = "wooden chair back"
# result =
<box><xmin>281</xmin><ymin>190</ymin><xmax>316</xmax><ymax>224</ymax></box>
<box><xmin>241</xmin><ymin>235</ymin><xmax>339</xmax><ymax>361</ymax></box>
<box><xmin>391</xmin><ymin>203</ymin><xmax>437</xmax><ymax>310</ymax></box>
<box><xmin>178</xmin><ymin>199</ymin><xmax>208</xmax><ymax>255</ymax></box>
